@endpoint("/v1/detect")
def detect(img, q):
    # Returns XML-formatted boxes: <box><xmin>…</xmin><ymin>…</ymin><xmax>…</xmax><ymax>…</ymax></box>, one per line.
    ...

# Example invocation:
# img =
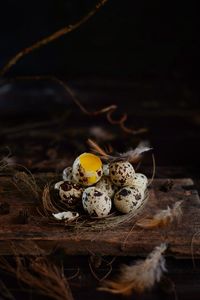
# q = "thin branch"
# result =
<box><xmin>0</xmin><ymin>0</ymin><xmax>108</xmax><ymax>76</ymax></box>
<box><xmin>5</xmin><ymin>75</ymin><xmax>147</xmax><ymax>136</ymax></box>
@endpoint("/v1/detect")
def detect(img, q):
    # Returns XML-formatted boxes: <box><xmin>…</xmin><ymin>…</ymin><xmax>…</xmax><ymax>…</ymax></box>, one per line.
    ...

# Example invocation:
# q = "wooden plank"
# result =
<box><xmin>0</xmin><ymin>176</ymin><xmax>199</xmax><ymax>257</ymax></box>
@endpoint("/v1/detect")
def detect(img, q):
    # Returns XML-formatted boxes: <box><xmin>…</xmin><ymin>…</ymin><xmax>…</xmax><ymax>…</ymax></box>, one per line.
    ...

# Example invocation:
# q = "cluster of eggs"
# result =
<box><xmin>54</xmin><ymin>152</ymin><xmax>148</xmax><ymax>218</ymax></box>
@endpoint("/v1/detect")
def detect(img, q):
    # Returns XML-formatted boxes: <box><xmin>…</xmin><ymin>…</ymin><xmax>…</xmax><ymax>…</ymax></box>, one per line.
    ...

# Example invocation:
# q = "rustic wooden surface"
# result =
<box><xmin>0</xmin><ymin>78</ymin><xmax>200</xmax><ymax>299</ymax></box>
<box><xmin>0</xmin><ymin>176</ymin><xmax>199</xmax><ymax>257</ymax></box>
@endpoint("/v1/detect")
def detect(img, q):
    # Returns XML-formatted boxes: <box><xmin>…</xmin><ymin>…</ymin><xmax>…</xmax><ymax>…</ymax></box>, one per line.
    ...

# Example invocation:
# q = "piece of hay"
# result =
<box><xmin>12</xmin><ymin>171</ymin><xmax>42</xmax><ymax>201</ymax></box>
<box><xmin>136</xmin><ymin>201</ymin><xmax>183</xmax><ymax>229</ymax></box>
<box><xmin>0</xmin><ymin>280</ymin><xmax>14</xmax><ymax>300</ymax></box>
<box><xmin>0</xmin><ymin>253</ymin><xmax>74</xmax><ymax>300</ymax></box>
<box><xmin>99</xmin><ymin>243</ymin><xmax>167</xmax><ymax>295</ymax></box>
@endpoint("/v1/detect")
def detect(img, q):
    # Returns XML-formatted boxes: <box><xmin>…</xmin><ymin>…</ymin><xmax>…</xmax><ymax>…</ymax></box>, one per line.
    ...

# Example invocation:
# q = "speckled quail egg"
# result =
<box><xmin>130</xmin><ymin>173</ymin><xmax>148</xmax><ymax>190</ymax></box>
<box><xmin>103</xmin><ymin>164</ymin><xmax>110</xmax><ymax>176</ymax></box>
<box><xmin>72</xmin><ymin>153</ymin><xmax>103</xmax><ymax>186</ymax></box>
<box><xmin>114</xmin><ymin>186</ymin><xmax>145</xmax><ymax>214</ymax></box>
<box><xmin>54</xmin><ymin>180</ymin><xmax>83</xmax><ymax>209</ymax></box>
<box><xmin>95</xmin><ymin>176</ymin><xmax>116</xmax><ymax>198</ymax></box>
<box><xmin>82</xmin><ymin>187</ymin><xmax>112</xmax><ymax>217</ymax></box>
<box><xmin>109</xmin><ymin>161</ymin><xmax>135</xmax><ymax>187</ymax></box>
<box><xmin>62</xmin><ymin>167</ymin><xmax>73</xmax><ymax>181</ymax></box>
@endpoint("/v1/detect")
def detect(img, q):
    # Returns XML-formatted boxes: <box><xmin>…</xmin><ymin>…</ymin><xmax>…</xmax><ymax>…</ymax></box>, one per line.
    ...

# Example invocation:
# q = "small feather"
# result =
<box><xmin>88</xmin><ymin>139</ymin><xmax>152</xmax><ymax>163</ymax></box>
<box><xmin>116</xmin><ymin>141</ymin><xmax>152</xmax><ymax>163</ymax></box>
<box><xmin>99</xmin><ymin>243</ymin><xmax>167</xmax><ymax>295</ymax></box>
<box><xmin>136</xmin><ymin>201</ymin><xmax>183</xmax><ymax>229</ymax></box>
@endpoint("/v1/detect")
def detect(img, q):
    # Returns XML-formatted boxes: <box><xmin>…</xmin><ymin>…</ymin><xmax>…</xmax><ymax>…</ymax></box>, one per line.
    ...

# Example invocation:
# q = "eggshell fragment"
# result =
<box><xmin>54</xmin><ymin>181</ymin><xmax>64</xmax><ymax>190</ymax></box>
<box><xmin>52</xmin><ymin>211</ymin><xmax>79</xmax><ymax>221</ymax></box>
<box><xmin>55</xmin><ymin>181</ymin><xmax>83</xmax><ymax>209</ymax></box>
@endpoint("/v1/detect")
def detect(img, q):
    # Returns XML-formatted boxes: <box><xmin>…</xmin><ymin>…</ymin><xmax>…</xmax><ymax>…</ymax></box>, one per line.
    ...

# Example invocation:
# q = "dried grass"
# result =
<box><xmin>99</xmin><ymin>243</ymin><xmax>167</xmax><ymax>295</ymax></box>
<box><xmin>0</xmin><ymin>253</ymin><xmax>74</xmax><ymax>300</ymax></box>
<box><xmin>0</xmin><ymin>280</ymin><xmax>15</xmax><ymax>300</ymax></box>
<box><xmin>12</xmin><ymin>171</ymin><xmax>42</xmax><ymax>201</ymax></box>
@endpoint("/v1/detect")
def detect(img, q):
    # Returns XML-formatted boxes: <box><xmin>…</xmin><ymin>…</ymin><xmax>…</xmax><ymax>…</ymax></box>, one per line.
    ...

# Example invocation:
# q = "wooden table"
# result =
<box><xmin>0</xmin><ymin>77</ymin><xmax>200</xmax><ymax>299</ymax></box>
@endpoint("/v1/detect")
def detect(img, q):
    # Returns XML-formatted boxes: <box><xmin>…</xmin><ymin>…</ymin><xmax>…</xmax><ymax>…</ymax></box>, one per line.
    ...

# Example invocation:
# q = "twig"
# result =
<box><xmin>0</xmin><ymin>0</ymin><xmax>108</xmax><ymax>76</ymax></box>
<box><xmin>5</xmin><ymin>75</ymin><xmax>147</xmax><ymax>136</ymax></box>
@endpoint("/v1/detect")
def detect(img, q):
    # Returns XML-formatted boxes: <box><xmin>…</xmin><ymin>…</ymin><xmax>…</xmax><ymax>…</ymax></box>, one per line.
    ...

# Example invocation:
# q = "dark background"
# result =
<box><xmin>0</xmin><ymin>0</ymin><xmax>199</xmax><ymax>171</ymax></box>
<box><xmin>0</xmin><ymin>0</ymin><xmax>200</xmax><ymax>171</ymax></box>
<box><xmin>0</xmin><ymin>0</ymin><xmax>199</xmax><ymax>78</ymax></box>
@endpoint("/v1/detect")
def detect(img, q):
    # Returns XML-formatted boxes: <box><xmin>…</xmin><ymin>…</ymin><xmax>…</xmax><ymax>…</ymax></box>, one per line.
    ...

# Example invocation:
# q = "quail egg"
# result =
<box><xmin>114</xmin><ymin>186</ymin><xmax>145</xmax><ymax>214</ymax></box>
<box><xmin>130</xmin><ymin>173</ymin><xmax>148</xmax><ymax>190</ymax></box>
<box><xmin>72</xmin><ymin>153</ymin><xmax>103</xmax><ymax>186</ymax></box>
<box><xmin>95</xmin><ymin>176</ymin><xmax>116</xmax><ymax>198</ymax></box>
<box><xmin>103</xmin><ymin>164</ymin><xmax>110</xmax><ymax>176</ymax></box>
<box><xmin>62</xmin><ymin>167</ymin><xmax>73</xmax><ymax>181</ymax></box>
<box><xmin>54</xmin><ymin>181</ymin><xmax>83</xmax><ymax>209</ymax></box>
<box><xmin>109</xmin><ymin>161</ymin><xmax>135</xmax><ymax>187</ymax></box>
<box><xmin>82</xmin><ymin>187</ymin><xmax>112</xmax><ymax>217</ymax></box>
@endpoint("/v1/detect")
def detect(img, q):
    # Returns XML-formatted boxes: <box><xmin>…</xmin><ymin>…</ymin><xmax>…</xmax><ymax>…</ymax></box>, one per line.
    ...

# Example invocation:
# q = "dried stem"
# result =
<box><xmin>0</xmin><ymin>252</ymin><xmax>74</xmax><ymax>300</ymax></box>
<box><xmin>41</xmin><ymin>184</ymin><xmax>60</xmax><ymax>216</ymax></box>
<box><xmin>0</xmin><ymin>0</ymin><xmax>108</xmax><ymax>76</ymax></box>
<box><xmin>0</xmin><ymin>280</ymin><xmax>15</xmax><ymax>300</ymax></box>
<box><xmin>12</xmin><ymin>171</ymin><xmax>41</xmax><ymax>201</ymax></box>
<box><xmin>6</xmin><ymin>75</ymin><xmax>147</xmax><ymax>136</ymax></box>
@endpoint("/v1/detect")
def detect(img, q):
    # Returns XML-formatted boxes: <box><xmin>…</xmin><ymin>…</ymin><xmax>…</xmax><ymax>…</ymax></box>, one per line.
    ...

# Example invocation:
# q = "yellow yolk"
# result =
<box><xmin>79</xmin><ymin>153</ymin><xmax>102</xmax><ymax>172</ymax></box>
<box><xmin>72</xmin><ymin>153</ymin><xmax>103</xmax><ymax>186</ymax></box>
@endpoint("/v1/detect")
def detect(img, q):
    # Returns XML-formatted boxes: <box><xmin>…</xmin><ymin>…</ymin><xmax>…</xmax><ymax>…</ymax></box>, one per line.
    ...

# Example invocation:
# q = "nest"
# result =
<box><xmin>5</xmin><ymin>139</ymin><xmax>153</xmax><ymax>231</ymax></box>
<box><xmin>39</xmin><ymin>182</ymin><xmax>150</xmax><ymax>231</ymax></box>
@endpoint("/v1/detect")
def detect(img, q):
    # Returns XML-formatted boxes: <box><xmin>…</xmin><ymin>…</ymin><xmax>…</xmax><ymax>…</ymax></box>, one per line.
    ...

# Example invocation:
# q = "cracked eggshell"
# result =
<box><xmin>130</xmin><ymin>173</ymin><xmax>148</xmax><ymax>190</ymax></box>
<box><xmin>82</xmin><ymin>187</ymin><xmax>112</xmax><ymax>217</ymax></box>
<box><xmin>55</xmin><ymin>181</ymin><xmax>83</xmax><ymax>209</ymax></box>
<box><xmin>62</xmin><ymin>167</ymin><xmax>73</xmax><ymax>181</ymax></box>
<box><xmin>109</xmin><ymin>161</ymin><xmax>135</xmax><ymax>187</ymax></box>
<box><xmin>54</xmin><ymin>181</ymin><xmax>64</xmax><ymax>190</ymax></box>
<box><xmin>52</xmin><ymin>211</ymin><xmax>79</xmax><ymax>221</ymax></box>
<box><xmin>114</xmin><ymin>186</ymin><xmax>145</xmax><ymax>214</ymax></box>
<box><xmin>72</xmin><ymin>153</ymin><xmax>103</xmax><ymax>186</ymax></box>
<box><xmin>95</xmin><ymin>176</ymin><xmax>116</xmax><ymax>198</ymax></box>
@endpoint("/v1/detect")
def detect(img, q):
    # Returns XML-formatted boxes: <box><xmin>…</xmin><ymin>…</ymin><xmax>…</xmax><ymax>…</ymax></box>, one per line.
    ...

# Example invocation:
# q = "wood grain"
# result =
<box><xmin>0</xmin><ymin>176</ymin><xmax>199</xmax><ymax>257</ymax></box>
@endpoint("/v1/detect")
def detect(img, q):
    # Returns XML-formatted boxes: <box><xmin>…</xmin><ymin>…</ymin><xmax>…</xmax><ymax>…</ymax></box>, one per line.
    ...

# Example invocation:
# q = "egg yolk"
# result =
<box><xmin>79</xmin><ymin>153</ymin><xmax>102</xmax><ymax>172</ymax></box>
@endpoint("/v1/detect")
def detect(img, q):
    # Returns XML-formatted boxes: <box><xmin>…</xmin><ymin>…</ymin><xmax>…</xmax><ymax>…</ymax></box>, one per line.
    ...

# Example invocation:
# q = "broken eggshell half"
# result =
<box><xmin>54</xmin><ymin>180</ymin><xmax>83</xmax><ymax>210</ymax></box>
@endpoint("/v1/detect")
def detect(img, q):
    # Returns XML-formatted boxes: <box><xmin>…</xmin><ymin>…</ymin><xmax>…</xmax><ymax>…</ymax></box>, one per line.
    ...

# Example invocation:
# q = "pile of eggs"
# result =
<box><xmin>54</xmin><ymin>152</ymin><xmax>148</xmax><ymax>218</ymax></box>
